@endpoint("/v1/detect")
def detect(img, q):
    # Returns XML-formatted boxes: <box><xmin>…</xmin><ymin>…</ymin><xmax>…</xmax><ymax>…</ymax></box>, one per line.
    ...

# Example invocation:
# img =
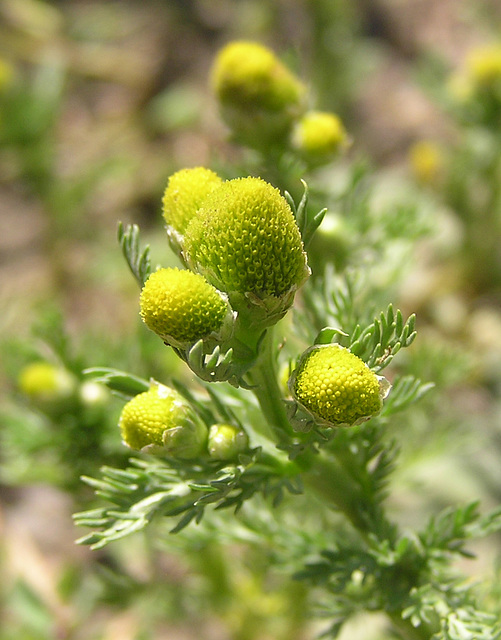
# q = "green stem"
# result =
<box><xmin>244</xmin><ymin>326</ymin><xmax>293</xmax><ymax>443</ymax></box>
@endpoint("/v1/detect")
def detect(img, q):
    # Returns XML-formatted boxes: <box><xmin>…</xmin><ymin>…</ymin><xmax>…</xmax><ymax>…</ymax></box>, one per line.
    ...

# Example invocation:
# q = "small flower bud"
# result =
<box><xmin>292</xmin><ymin>111</ymin><xmax>349</xmax><ymax>162</ymax></box>
<box><xmin>208</xmin><ymin>423</ymin><xmax>249</xmax><ymax>460</ymax></box>
<box><xmin>139</xmin><ymin>267</ymin><xmax>233</xmax><ymax>348</ymax></box>
<box><xmin>18</xmin><ymin>361</ymin><xmax>76</xmax><ymax>409</ymax></box>
<box><xmin>184</xmin><ymin>177</ymin><xmax>309</xmax><ymax>321</ymax></box>
<box><xmin>289</xmin><ymin>344</ymin><xmax>388</xmax><ymax>427</ymax></box>
<box><xmin>211</xmin><ymin>41</ymin><xmax>305</xmax><ymax>146</ymax></box>
<box><xmin>162</xmin><ymin>167</ymin><xmax>223</xmax><ymax>249</ymax></box>
<box><xmin>119</xmin><ymin>382</ymin><xmax>207</xmax><ymax>458</ymax></box>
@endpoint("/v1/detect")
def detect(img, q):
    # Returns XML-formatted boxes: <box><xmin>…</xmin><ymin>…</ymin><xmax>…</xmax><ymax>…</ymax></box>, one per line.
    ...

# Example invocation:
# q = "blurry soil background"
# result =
<box><xmin>2</xmin><ymin>1</ymin><xmax>501</xmax><ymax>639</ymax></box>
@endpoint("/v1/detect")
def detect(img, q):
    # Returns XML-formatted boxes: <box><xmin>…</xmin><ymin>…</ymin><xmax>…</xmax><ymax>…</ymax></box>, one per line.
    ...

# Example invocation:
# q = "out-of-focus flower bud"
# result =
<box><xmin>292</xmin><ymin>111</ymin><xmax>349</xmax><ymax>163</ymax></box>
<box><xmin>408</xmin><ymin>140</ymin><xmax>445</xmax><ymax>186</ymax></box>
<box><xmin>139</xmin><ymin>267</ymin><xmax>234</xmax><ymax>348</ymax></box>
<box><xmin>184</xmin><ymin>176</ymin><xmax>310</xmax><ymax>324</ymax></box>
<box><xmin>208</xmin><ymin>423</ymin><xmax>249</xmax><ymax>460</ymax></box>
<box><xmin>466</xmin><ymin>44</ymin><xmax>501</xmax><ymax>88</ymax></box>
<box><xmin>162</xmin><ymin>167</ymin><xmax>223</xmax><ymax>253</ymax></box>
<box><xmin>119</xmin><ymin>381</ymin><xmax>208</xmax><ymax>458</ymax></box>
<box><xmin>289</xmin><ymin>344</ymin><xmax>389</xmax><ymax>427</ymax></box>
<box><xmin>211</xmin><ymin>40</ymin><xmax>305</xmax><ymax>147</ymax></box>
<box><xmin>18</xmin><ymin>361</ymin><xmax>76</xmax><ymax>410</ymax></box>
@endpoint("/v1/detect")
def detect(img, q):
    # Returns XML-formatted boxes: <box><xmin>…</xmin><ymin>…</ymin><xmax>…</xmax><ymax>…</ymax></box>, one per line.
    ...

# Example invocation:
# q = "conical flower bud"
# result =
<box><xmin>208</xmin><ymin>423</ymin><xmax>249</xmax><ymax>461</ymax></box>
<box><xmin>290</xmin><ymin>344</ymin><xmax>388</xmax><ymax>427</ymax></box>
<box><xmin>184</xmin><ymin>177</ymin><xmax>309</xmax><ymax>321</ymax></box>
<box><xmin>162</xmin><ymin>168</ymin><xmax>223</xmax><ymax>251</ymax></box>
<box><xmin>119</xmin><ymin>382</ymin><xmax>207</xmax><ymax>458</ymax></box>
<box><xmin>139</xmin><ymin>268</ymin><xmax>233</xmax><ymax>348</ymax></box>
<box><xmin>211</xmin><ymin>41</ymin><xmax>305</xmax><ymax>146</ymax></box>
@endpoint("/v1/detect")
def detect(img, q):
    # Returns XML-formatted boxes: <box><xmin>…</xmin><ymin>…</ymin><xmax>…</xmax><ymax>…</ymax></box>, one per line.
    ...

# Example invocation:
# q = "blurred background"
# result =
<box><xmin>2</xmin><ymin>1</ymin><xmax>501</xmax><ymax>638</ymax></box>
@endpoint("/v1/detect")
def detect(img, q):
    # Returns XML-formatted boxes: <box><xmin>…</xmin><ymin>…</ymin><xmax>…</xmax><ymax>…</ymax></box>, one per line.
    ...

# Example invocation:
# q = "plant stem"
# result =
<box><xmin>244</xmin><ymin>326</ymin><xmax>293</xmax><ymax>443</ymax></box>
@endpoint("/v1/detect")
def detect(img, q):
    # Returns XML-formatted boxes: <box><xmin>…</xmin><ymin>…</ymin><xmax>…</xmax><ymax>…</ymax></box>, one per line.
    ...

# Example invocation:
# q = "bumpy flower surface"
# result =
<box><xmin>119</xmin><ymin>383</ymin><xmax>207</xmax><ymax>457</ymax></box>
<box><xmin>293</xmin><ymin>111</ymin><xmax>348</xmax><ymax>159</ymax></box>
<box><xmin>184</xmin><ymin>177</ymin><xmax>309</xmax><ymax>299</ymax></box>
<box><xmin>291</xmin><ymin>345</ymin><xmax>383</xmax><ymax>426</ymax></box>
<box><xmin>211</xmin><ymin>41</ymin><xmax>304</xmax><ymax>112</ymax></box>
<box><xmin>140</xmin><ymin>268</ymin><xmax>229</xmax><ymax>345</ymax></box>
<box><xmin>162</xmin><ymin>167</ymin><xmax>223</xmax><ymax>235</ymax></box>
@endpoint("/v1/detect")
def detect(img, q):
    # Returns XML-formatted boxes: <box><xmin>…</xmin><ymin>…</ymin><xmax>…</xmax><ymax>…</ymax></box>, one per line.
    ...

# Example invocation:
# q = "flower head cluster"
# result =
<box><xmin>184</xmin><ymin>176</ymin><xmax>309</xmax><ymax>304</ymax></box>
<box><xmin>119</xmin><ymin>382</ymin><xmax>208</xmax><ymax>458</ymax></box>
<box><xmin>292</xmin><ymin>111</ymin><xmax>349</xmax><ymax>161</ymax></box>
<box><xmin>139</xmin><ymin>267</ymin><xmax>232</xmax><ymax>347</ymax></box>
<box><xmin>290</xmin><ymin>344</ymin><xmax>385</xmax><ymax>426</ymax></box>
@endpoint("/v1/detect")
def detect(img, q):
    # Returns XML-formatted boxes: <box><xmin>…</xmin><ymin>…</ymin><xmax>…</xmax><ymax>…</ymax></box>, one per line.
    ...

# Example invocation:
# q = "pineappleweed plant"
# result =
<box><xmin>75</xmin><ymin>41</ymin><xmax>501</xmax><ymax>640</ymax></box>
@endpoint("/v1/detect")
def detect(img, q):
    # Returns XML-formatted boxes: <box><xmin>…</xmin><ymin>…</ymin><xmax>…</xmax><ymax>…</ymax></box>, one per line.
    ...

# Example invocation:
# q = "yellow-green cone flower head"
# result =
<box><xmin>184</xmin><ymin>177</ymin><xmax>310</xmax><ymax>319</ymax></box>
<box><xmin>292</xmin><ymin>111</ymin><xmax>350</xmax><ymax>161</ymax></box>
<box><xmin>290</xmin><ymin>344</ymin><xmax>389</xmax><ymax>427</ymax></box>
<box><xmin>162</xmin><ymin>167</ymin><xmax>223</xmax><ymax>248</ymax></box>
<box><xmin>140</xmin><ymin>267</ymin><xmax>234</xmax><ymax>348</ymax></box>
<box><xmin>18</xmin><ymin>361</ymin><xmax>76</xmax><ymax>408</ymax></box>
<box><xmin>208</xmin><ymin>423</ymin><xmax>249</xmax><ymax>461</ymax></box>
<box><xmin>211</xmin><ymin>41</ymin><xmax>305</xmax><ymax>145</ymax></box>
<box><xmin>119</xmin><ymin>382</ymin><xmax>208</xmax><ymax>458</ymax></box>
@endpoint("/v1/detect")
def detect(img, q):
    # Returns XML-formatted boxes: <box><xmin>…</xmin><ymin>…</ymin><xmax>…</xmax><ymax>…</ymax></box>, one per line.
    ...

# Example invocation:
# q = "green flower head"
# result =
<box><xmin>208</xmin><ymin>423</ymin><xmax>249</xmax><ymax>461</ymax></box>
<box><xmin>184</xmin><ymin>177</ymin><xmax>309</xmax><ymax>316</ymax></box>
<box><xmin>119</xmin><ymin>382</ymin><xmax>207</xmax><ymax>458</ymax></box>
<box><xmin>290</xmin><ymin>344</ymin><xmax>388</xmax><ymax>427</ymax></box>
<box><xmin>140</xmin><ymin>267</ymin><xmax>233</xmax><ymax>348</ymax></box>
<box><xmin>162</xmin><ymin>167</ymin><xmax>223</xmax><ymax>237</ymax></box>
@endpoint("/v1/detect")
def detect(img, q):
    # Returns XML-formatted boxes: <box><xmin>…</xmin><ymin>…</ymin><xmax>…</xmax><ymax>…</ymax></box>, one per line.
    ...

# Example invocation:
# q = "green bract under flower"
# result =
<box><xmin>290</xmin><ymin>344</ymin><xmax>386</xmax><ymax>426</ymax></box>
<box><xmin>140</xmin><ymin>268</ymin><xmax>231</xmax><ymax>347</ymax></box>
<box><xmin>119</xmin><ymin>382</ymin><xmax>207</xmax><ymax>458</ymax></box>
<box><xmin>162</xmin><ymin>167</ymin><xmax>223</xmax><ymax>236</ymax></box>
<box><xmin>184</xmin><ymin>177</ymin><xmax>309</xmax><ymax>303</ymax></box>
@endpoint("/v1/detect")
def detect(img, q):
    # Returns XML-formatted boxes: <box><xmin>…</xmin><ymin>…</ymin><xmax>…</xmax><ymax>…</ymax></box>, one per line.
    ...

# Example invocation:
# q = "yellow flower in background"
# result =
<box><xmin>466</xmin><ymin>44</ymin><xmax>501</xmax><ymax>88</ymax></box>
<box><xmin>211</xmin><ymin>40</ymin><xmax>305</xmax><ymax>146</ymax></box>
<box><xmin>0</xmin><ymin>58</ymin><xmax>14</xmax><ymax>91</ymax></box>
<box><xmin>139</xmin><ymin>267</ymin><xmax>232</xmax><ymax>347</ymax></box>
<box><xmin>290</xmin><ymin>344</ymin><xmax>386</xmax><ymax>426</ymax></box>
<box><xmin>119</xmin><ymin>382</ymin><xmax>207</xmax><ymax>457</ymax></box>
<box><xmin>212</xmin><ymin>40</ymin><xmax>304</xmax><ymax>112</ymax></box>
<box><xmin>409</xmin><ymin>140</ymin><xmax>445</xmax><ymax>186</ymax></box>
<box><xmin>292</xmin><ymin>111</ymin><xmax>349</xmax><ymax>161</ymax></box>
<box><xmin>18</xmin><ymin>361</ymin><xmax>75</xmax><ymax>403</ymax></box>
